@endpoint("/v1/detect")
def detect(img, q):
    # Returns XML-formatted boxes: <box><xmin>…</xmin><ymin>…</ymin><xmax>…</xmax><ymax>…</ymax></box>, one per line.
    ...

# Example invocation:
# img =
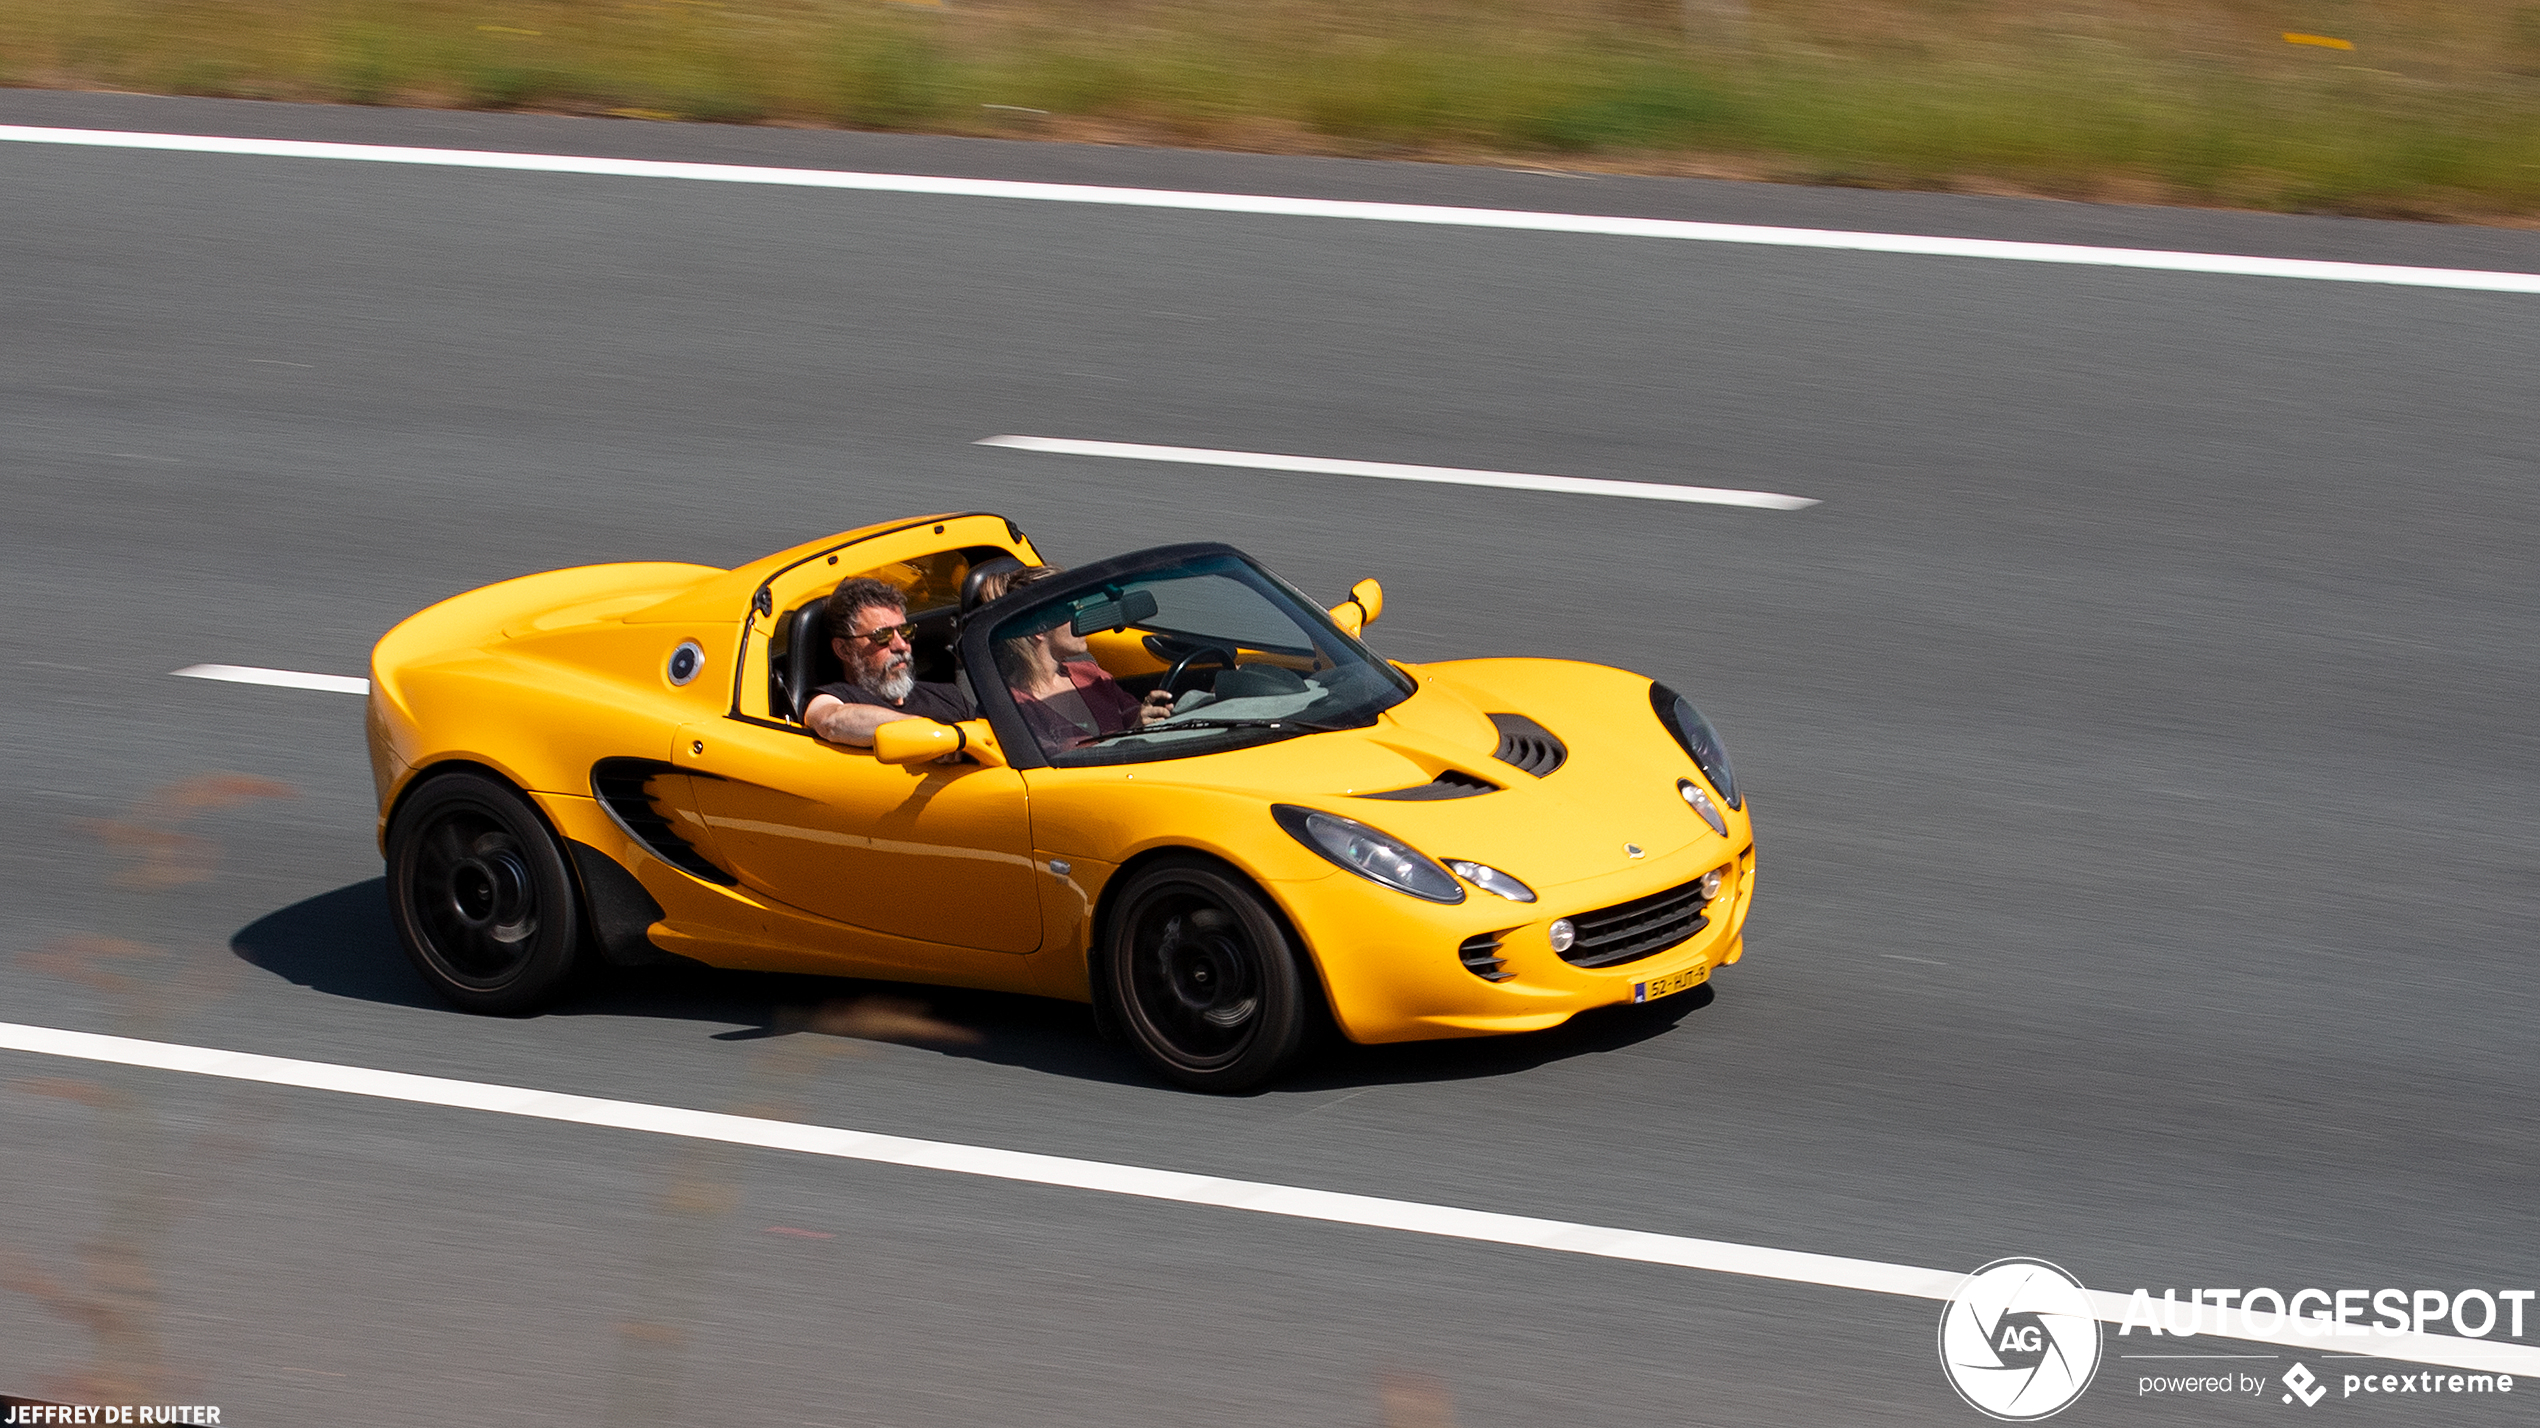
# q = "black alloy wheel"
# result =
<box><xmin>386</xmin><ymin>770</ymin><xmax>585</xmax><ymax>1015</ymax></box>
<box><xmin>1102</xmin><ymin>855</ymin><xmax>1312</xmax><ymax>1092</ymax></box>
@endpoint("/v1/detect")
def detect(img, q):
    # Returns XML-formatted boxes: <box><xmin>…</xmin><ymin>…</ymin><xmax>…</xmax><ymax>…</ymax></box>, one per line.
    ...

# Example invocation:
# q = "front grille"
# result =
<box><xmin>1558</xmin><ymin>877</ymin><xmax>1712</xmax><ymax>968</ymax></box>
<box><xmin>1458</xmin><ymin>931</ymin><xmax>1514</xmax><ymax>982</ymax></box>
<box><xmin>1487</xmin><ymin>713</ymin><xmax>1567</xmax><ymax>778</ymax></box>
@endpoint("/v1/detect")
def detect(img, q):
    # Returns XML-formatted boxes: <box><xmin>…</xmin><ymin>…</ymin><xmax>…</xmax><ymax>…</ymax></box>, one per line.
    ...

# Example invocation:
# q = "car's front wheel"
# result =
<box><xmin>1101</xmin><ymin>856</ymin><xmax>1314</xmax><ymax>1093</ymax></box>
<box><xmin>387</xmin><ymin>769</ymin><xmax>584</xmax><ymax>1015</ymax></box>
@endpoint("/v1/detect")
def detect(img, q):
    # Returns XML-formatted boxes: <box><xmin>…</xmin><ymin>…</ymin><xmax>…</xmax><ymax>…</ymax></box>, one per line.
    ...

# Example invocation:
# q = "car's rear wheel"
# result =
<box><xmin>387</xmin><ymin>770</ymin><xmax>583</xmax><ymax>1015</ymax></box>
<box><xmin>1101</xmin><ymin>856</ymin><xmax>1312</xmax><ymax>1093</ymax></box>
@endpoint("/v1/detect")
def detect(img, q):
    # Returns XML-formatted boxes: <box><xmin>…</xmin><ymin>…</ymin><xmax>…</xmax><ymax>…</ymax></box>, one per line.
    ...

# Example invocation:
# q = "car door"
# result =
<box><xmin>674</xmin><ymin>719</ymin><xmax>1040</xmax><ymax>955</ymax></box>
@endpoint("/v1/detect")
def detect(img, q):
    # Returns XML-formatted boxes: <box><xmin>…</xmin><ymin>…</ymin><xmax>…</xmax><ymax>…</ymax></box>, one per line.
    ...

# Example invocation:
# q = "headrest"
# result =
<box><xmin>959</xmin><ymin>556</ymin><xmax>1028</xmax><ymax>615</ymax></box>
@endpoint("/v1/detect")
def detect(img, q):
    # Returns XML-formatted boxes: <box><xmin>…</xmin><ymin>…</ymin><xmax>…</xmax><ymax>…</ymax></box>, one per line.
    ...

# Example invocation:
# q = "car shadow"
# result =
<box><xmin>230</xmin><ymin>878</ymin><xmax>445</xmax><ymax>1011</ymax></box>
<box><xmin>232</xmin><ymin>879</ymin><xmax>1715</xmax><ymax>1094</ymax></box>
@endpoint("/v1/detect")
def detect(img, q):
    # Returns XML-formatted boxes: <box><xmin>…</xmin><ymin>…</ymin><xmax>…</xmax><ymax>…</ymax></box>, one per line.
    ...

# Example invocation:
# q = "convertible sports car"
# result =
<box><xmin>367</xmin><ymin>513</ymin><xmax>1757</xmax><ymax>1090</ymax></box>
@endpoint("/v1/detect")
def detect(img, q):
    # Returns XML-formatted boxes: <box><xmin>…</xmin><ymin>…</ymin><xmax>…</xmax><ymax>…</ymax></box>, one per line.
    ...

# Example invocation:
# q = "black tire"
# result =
<box><xmin>1099</xmin><ymin>855</ymin><xmax>1313</xmax><ymax>1092</ymax></box>
<box><xmin>386</xmin><ymin>770</ymin><xmax>584</xmax><ymax>1015</ymax></box>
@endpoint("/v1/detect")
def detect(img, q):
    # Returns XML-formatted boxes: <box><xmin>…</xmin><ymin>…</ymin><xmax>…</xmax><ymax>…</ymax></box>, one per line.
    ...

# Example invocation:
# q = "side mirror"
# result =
<box><xmin>872</xmin><ymin>718</ymin><xmax>1006</xmax><ymax>767</ymax></box>
<box><xmin>1328</xmin><ymin>578</ymin><xmax>1384</xmax><ymax>636</ymax></box>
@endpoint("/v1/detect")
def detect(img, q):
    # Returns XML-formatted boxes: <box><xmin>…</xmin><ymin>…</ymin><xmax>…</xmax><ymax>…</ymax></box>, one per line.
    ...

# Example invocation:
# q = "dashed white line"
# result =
<box><xmin>1</xmin><ymin>1019</ymin><xmax>2533</xmax><ymax>1375</ymax></box>
<box><xmin>978</xmin><ymin>437</ymin><xmax>1819</xmax><ymax>509</ymax></box>
<box><xmin>4</xmin><ymin>126</ymin><xmax>2538</xmax><ymax>294</ymax></box>
<box><xmin>172</xmin><ymin>663</ymin><xmax>369</xmax><ymax>695</ymax></box>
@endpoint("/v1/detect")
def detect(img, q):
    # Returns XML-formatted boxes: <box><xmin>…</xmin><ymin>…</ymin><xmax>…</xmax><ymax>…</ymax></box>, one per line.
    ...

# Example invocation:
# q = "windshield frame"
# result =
<box><xmin>957</xmin><ymin>542</ymin><xmax>1412</xmax><ymax>770</ymax></box>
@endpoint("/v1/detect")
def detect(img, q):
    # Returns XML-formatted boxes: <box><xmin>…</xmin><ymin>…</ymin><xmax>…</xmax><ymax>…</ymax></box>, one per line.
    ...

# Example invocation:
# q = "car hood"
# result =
<box><xmin>1125</xmin><ymin>658</ymin><xmax>1727</xmax><ymax>893</ymax></box>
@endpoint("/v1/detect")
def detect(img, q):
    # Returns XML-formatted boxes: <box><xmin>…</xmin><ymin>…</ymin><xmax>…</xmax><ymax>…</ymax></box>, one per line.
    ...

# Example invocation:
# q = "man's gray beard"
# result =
<box><xmin>859</xmin><ymin>659</ymin><xmax>915</xmax><ymax>703</ymax></box>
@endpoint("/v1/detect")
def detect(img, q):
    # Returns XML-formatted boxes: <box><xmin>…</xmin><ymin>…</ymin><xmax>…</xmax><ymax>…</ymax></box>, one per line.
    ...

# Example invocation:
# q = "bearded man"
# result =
<box><xmin>801</xmin><ymin>577</ymin><xmax>976</xmax><ymax>746</ymax></box>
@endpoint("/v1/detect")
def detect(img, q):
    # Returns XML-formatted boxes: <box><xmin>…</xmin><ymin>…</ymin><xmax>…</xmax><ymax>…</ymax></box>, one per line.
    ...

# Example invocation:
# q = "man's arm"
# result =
<box><xmin>803</xmin><ymin>693</ymin><xmax>919</xmax><ymax>747</ymax></box>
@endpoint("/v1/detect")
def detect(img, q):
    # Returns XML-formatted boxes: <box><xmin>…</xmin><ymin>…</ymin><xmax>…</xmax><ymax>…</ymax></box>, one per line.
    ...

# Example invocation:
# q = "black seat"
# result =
<box><xmin>780</xmin><ymin>603</ymin><xmax>844</xmax><ymax>722</ymax></box>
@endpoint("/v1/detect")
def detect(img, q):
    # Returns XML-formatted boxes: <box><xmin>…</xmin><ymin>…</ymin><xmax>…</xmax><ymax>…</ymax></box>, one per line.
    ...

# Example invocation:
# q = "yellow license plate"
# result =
<box><xmin>1633</xmin><ymin>963</ymin><xmax>1710</xmax><ymax>1004</ymax></box>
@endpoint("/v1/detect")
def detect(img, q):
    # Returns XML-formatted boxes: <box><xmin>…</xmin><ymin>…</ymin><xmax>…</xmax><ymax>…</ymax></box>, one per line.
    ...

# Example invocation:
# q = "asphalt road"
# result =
<box><xmin>4</xmin><ymin>90</ymin><xmax>2538</xmax><ymax>1426</ymax></box>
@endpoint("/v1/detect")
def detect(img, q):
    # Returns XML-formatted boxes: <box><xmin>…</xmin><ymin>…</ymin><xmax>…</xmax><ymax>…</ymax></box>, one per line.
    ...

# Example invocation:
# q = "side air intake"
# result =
<box><xmin>591</xmin><ymin>758</ymin><xmax>734</xmax><ymax>886</ymax></box>
<box><xmin>1487</xmin><ymin>713</ymin><xmax>1567</xmax><ymax>778</ymax></box>
<box><xmin>1458</xmin><ymin>931</ymin><xmax>1515</xmax><ymax>982</ymax></box>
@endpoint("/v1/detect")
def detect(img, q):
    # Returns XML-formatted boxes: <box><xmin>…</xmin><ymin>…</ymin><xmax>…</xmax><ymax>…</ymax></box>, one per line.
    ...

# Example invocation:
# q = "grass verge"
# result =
<box><xmin>6</xmin><ymin>0</ymin><xmax>2540</xmax><ymax>221</ymax></box>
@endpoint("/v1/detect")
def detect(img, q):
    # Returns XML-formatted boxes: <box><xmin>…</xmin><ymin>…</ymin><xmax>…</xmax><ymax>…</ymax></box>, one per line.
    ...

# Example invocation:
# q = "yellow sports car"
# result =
<box><xmin>367</xmin><ymin>513</ymin><xmax>1757</xmax><ymax>1090</ymax></box>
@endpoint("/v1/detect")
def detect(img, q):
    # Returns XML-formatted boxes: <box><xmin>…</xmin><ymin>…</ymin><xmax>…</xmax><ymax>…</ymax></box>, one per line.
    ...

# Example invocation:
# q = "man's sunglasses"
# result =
<box><xmin>839</xmin><ymin>621</ymin><xmax>917</xmax><ymax>649</ymax></box>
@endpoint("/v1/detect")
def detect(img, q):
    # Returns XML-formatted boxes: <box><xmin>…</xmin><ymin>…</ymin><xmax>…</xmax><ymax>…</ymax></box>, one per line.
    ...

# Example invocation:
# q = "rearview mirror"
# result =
<box><xmin>1328</xmin><ymin>578</ymin><xmax>1384</xmax><ymax>636</ymax></box>
<box><xmin>871</xmin><ymin>718</ymin><xmax>1005</xmax><ymax>767</ymax></box>
<box><xmin>1070</xmin><ymin>587</ymin><xmax>1160</xmax><ymax>637</ymax></box>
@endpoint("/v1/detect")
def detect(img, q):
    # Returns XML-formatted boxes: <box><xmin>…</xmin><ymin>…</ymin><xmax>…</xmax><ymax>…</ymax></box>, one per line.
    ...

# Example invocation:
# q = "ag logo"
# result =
<box><xmin>1938</xmin><ymin>1257</ymin><xmax>2103</xmax><ymax>1420</ymax></box>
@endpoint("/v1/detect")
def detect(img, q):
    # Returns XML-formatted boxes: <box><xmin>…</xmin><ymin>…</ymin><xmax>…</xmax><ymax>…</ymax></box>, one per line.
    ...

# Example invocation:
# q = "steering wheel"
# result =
<box><xmin>1162</xmin><ymin>645</ymin><xmax>1237</xmax><ymax>697</ymax></box>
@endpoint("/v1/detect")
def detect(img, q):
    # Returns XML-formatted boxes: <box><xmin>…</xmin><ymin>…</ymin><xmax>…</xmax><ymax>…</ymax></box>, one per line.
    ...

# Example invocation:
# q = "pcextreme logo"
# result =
<box><xmin>1939</xmin><ymin>1258</ymin><xmax>2104</xmax><ymax>1420</ymax></box>
<box><xmin>2285</xmin><ymin>1364</ymin><xmax>2328</xmax><ymax>1406</ymax></box>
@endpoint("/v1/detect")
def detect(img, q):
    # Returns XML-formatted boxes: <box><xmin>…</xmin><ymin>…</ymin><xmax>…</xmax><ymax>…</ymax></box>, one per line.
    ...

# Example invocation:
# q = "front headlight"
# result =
<box><xmin>1650</xmin><ymin>682</ymin><xmax>1740</xmax><ymax>810</ymax></box>
<box><xmin>1446</xmin><ymin>859</ymin><xmax>1536</xmax><ymax>903</ymax></box>
<box><xmin>1272</xmin><ymin>806</ymin><xmax>1465</xmax><ymax>903</ymax></box>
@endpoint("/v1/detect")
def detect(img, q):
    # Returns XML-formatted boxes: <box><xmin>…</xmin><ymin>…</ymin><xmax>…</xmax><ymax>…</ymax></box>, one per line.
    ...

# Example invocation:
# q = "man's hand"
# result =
<box><xmin>1136</xmin><ymin>690</ymin><xmax>1177</xmax><ymax>727</ymax></box>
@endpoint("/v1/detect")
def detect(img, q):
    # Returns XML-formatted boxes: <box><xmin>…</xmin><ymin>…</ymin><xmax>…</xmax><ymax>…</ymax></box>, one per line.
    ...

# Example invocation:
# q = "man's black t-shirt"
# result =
<box><xmin>811</xmin><ymin>679</ymin><xmax>975</xmax><ymax>725</ymax></box>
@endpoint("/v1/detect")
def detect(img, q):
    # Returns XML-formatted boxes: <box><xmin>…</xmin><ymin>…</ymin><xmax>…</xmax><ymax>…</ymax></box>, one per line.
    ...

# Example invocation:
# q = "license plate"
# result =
<box><xmin>1634</xmin><ymin>962</ymin><xmax>1710</xmax><ymax>1003</ymax></box>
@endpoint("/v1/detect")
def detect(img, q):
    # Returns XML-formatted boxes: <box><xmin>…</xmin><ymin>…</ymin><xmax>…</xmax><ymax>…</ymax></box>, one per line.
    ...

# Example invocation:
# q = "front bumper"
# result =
<box><xmin>1273</xmin><ymin>838</ymin><xmax>1758</xmax><ymax>1044</ymax></box>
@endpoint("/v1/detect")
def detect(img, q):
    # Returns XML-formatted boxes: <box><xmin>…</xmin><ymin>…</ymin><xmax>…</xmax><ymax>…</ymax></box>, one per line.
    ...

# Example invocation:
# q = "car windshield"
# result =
<box><xmin>983</xmin><ymin>551</ymin><xmax>1413</xmax><ymax>766</ymax></box>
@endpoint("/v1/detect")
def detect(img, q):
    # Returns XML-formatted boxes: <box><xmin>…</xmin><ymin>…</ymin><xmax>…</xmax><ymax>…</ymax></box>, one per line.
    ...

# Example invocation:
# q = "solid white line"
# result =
<box><xmin>172</xmin><ymin>663</ymin><xmax>369</xmax><ymax>695</ymax></box>
<box><xmin>4</xmin><ymin>126</ymin><xmax>2539</xmax><ymax>295</ymax></box>
<box><xmin>979</xmin><ymin>436</ymin><xmax>1819</xmax><ymax>509</ymax></box>
<box><xmin>1</xmin><ymin>1019</ymin><xmax>2533</xmax><ymax>1375</ymax></box>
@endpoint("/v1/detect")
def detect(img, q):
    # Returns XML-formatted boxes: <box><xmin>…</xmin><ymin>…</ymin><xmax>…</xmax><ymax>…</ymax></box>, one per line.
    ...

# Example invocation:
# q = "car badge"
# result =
<box><xmin>1624</xmin><ymin>843</ymin><xmax>1645</xmax><ymax>859</ymax></box>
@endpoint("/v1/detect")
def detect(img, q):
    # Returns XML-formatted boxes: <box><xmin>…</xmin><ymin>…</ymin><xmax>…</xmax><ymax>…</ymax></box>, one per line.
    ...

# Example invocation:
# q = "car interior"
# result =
<box><xmin>766</xmin><ymin>549</ymin><xmax>1373</xmax><ymax>746</ymax></box>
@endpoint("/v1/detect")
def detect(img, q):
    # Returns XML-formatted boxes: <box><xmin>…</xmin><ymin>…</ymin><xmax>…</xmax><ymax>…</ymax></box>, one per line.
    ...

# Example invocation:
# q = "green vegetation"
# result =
<box><xmin>6</xmin><ymin>0</ymin><xmax>2540</xmax><ymax>220</ymax></box>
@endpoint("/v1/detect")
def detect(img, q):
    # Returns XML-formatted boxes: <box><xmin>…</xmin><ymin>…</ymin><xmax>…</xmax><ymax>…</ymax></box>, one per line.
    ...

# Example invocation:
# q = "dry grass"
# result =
<box><xmin>6</xmin><ymin>0</ymin><xmax>2540</xmax><ymax>219</ymax></box>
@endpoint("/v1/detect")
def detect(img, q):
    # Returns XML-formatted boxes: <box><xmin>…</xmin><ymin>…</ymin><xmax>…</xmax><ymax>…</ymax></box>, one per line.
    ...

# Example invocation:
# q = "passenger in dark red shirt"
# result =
<box><xmin>989</xmin><ymin>566</ymin><xmax>1173</xmax><ymax>754</ymax></box>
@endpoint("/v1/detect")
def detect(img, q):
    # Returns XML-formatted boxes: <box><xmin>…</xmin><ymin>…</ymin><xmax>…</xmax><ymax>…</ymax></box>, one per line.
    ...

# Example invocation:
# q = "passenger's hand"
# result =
<box><xmin>1137</xmin><ymin>690</ymin><xmax>1176</xmax><ymax>726</ymax></box>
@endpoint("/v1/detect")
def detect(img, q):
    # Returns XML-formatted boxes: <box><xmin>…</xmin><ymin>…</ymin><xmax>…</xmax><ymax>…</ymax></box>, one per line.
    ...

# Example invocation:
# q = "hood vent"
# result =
<box><xmin>1360</xmin><ymin>769</ymin><xmax>1499</xmax><ymax>801</ymax></box>
<box><xmin>1487</xmin><ymin>713</ymin><xmax>1567</xmax><ymax>778</ymax></box>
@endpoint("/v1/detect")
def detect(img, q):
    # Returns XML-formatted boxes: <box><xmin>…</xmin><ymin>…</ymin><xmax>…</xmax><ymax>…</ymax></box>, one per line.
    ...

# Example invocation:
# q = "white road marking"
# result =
<box><xmin>171</xmin><ymin>663</ymin><xmax>369</xmax><ymax>695</ymax></box>
<box><xmin>4</xmin><ymin>126</ymin><xmax>2538</xmax><ymax>295</ymax></box>
<box><xmin>979</xmin><ymin>436</ymin><xmax>1818</xmax><ymax>509</ymax></box>
<box><xmin>1</xmin><ymin>1019</ymin><xmax>2533</xmax><ymax>1374</ymax></box>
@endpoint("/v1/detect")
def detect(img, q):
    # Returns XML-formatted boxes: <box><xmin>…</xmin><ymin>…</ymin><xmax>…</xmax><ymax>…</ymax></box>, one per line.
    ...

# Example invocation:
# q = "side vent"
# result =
<box><xmin>1487</xmin><ymin>713</ymin><xmax>1568</xmax><ymax>778</ymax></box>
<box><xmin>591</xmin><ymin>758</ymin><xmax>734</xmax><ymax>886</ymax></box>
<box><xmin>1359</xmin><ymin>769</ymin><xmax>1500</xmax><ymax>801</ymax></box>
<box><xmin>1458</xmin><ymin>931</ymin><xmax>1515</xmax><ymax>982</ymax></box>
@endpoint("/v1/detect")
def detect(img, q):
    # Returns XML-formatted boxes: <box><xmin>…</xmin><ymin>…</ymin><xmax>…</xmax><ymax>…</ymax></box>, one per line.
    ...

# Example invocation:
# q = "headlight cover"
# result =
<box><xmin>1651</xmin><ymin>682</ymin><xmax>1740</xmax><ymax>810</ymax></box>
<box><xmin>1273</xmin><ymin>805</ymin><xmax>1465</xmax><ymax>903</ymax></box>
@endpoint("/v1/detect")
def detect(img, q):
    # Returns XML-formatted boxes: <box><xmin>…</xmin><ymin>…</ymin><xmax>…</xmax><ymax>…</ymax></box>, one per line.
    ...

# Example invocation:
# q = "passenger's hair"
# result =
<box><xmin>991</xmin><ymin>565</ymin><xmax>1066</xmax><ymax>686</ymax></box>
<box><xmin>825</xmin><ymin>577</ymin><xmax>907</xmax><ymax>643</ymax></box>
